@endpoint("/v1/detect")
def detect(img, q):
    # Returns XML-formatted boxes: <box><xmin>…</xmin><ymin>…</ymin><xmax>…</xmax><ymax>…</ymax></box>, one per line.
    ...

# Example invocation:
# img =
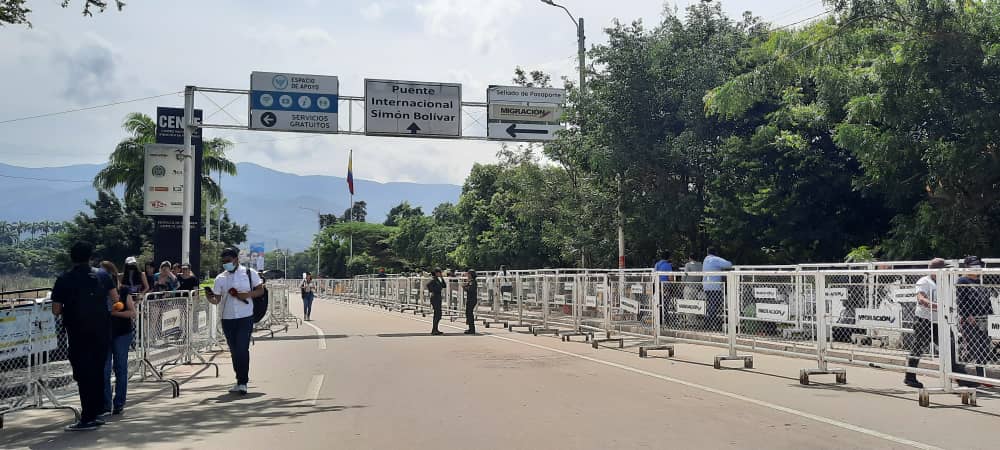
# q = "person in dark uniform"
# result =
<box><xmin>956</xmin><ymin>256</ymin><xmax>992</xmax><ymax>387</ymax></box>
<box><xmin>51</xmin><ymin>242</ymin><xmax>118</xmax><ymax>431</ymax></box>
<box><xmin>463</xmin><ymin>270</ymin><xmax>479</xmax><ymax>334</ymax></box>
<box><xmin>427</xmin><ymin>268</ymin><xmax>446</xmax><ymax>335</ymax></box>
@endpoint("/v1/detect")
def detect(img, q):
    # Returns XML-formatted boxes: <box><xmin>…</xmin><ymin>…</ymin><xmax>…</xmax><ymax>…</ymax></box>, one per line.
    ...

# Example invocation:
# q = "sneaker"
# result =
<box><xmin>229</xmin><ymin>384</ymin><xmax>242</xmax><ymax>393</ymax></box>
<box><xmin>464</xmin><ymin>330</ymin><xmax>475</xmax><ymax>335</ymax></box>
<box><xmin>65</xmin><ymin>421</ymin><xmax>99</xmax><ymax>431</ymax></box>
<box><xmin>98</xmin><ymin>409</ymin><xmax>112</xmax><ymax>418</ymax></box>
<box><xmin>112</xmin><ymin>407</ymin><xmax>125</xmax><ymax>416</ymax></box>
<box><xmin>904</xmin><ymin>378</ymin><xmax>924</xmax><ymax>389</ymax></box>
<box><xmin>431</xmin><ymin>330</ymin><xmax>444</xmax><ymax>336</ymax></box>
<box><xmin>93</xmin><ymin>418</ymin><xmax>106</xmax><ymax>426</ymax></box>
<box><xmin>237</xmin><ymin>384</ymin><xmax>248</xmax><ymax>395</ymax></box>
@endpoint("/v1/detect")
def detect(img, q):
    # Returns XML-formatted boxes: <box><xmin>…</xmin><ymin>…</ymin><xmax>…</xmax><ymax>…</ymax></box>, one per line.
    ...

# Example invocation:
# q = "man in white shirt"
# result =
<box><xmin>206</xmin><ymin>247</ymin><xmax>264</xmax><ymax>395</ymax></box>
<box><xmin>905</xmin><ymin>258</ymin><xmax>946</xmax><ymax>388</ymax></box>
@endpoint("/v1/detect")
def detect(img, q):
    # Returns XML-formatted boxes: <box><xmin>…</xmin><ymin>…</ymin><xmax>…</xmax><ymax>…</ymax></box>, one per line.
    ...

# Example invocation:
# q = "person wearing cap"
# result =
<box><xmin>905</xmin><ymin>258</ymin><xmax>947</xmax><ymax>388</ymax></box>
<box><xmin>427</xmin><ymin>268</ymin><xmax>446</xmax><ymax>335</ymax></box>
<box><xmin>121</xmin><ymin>256</ymin><xmax>149</xmax><ymax>298</ymax></box>
<box><xmin>205</xmin><ymin>247</ymin><xmax>265</xmax><ymax>395</ymax></box>
<box><xmin>956</xmin><ymin>256</ymin><xmax>992</xmax><ymax>387</ymax></box>
<box><xmin>177</xmin><ymin>263</ymin><xmax>200</xmax><ymax>291</ymax></box>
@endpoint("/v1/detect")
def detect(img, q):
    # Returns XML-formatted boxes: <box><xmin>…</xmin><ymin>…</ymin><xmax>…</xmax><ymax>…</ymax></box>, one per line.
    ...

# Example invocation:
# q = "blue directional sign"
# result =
<box><xmin>250</xmin><ymin>72</ymin><xmax>339</xmax><ymax>133</ymax></box>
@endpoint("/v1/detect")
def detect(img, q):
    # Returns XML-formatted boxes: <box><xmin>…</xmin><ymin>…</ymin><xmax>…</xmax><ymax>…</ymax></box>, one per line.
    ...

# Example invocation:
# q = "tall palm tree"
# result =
<box><xmin>94</xmin><ymin>113</ymin><xmax>238</xmax><ymax>206</ymax></box>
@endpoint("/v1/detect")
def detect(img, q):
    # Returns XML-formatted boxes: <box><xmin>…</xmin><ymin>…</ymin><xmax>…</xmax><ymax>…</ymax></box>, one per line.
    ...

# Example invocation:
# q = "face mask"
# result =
<box><xmin>223</xmin><ymin>262</ymin><xmax>236</xmax><ymax>272</ymax></box>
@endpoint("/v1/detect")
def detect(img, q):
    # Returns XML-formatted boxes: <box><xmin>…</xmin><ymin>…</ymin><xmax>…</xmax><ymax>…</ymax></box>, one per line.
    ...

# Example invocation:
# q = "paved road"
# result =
<box><xmin>6</xmin><ymin>295</ymin><xmax>1000</xmax><ymax>449</ymax></box>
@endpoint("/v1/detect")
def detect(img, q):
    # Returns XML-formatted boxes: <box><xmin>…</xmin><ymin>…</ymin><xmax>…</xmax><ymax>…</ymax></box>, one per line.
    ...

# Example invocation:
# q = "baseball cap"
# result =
<box><xmin>963</xmin><ymin>256</ymin><xmax>983</xmax><ymax>269</ymax></box>
<box><xmin>221</xmin><ymin>247</ymin><xmax>239</xmax><ymax>258</ymax></box>
<box><xmin>125</xmin><ymin>256</ymin><xmax>138</xmax><ymax>265</ymax></box>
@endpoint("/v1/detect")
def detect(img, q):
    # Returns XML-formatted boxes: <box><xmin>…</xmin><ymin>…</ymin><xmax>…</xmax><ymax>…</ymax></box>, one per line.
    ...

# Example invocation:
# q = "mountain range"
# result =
<box><xmin>0</xmin><ymin>162</ymin><xmax>461</xmax><ymax>251</ymax></box>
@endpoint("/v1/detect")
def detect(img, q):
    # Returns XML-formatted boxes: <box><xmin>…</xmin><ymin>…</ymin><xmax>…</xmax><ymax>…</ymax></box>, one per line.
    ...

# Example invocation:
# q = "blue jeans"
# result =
<box><xmin>303</xmin><ymin>292</ymin><xmax>315</xmax><ymax>318</ymax></box>
<box><xmin>221</xmin><ymin>316</ymin><xmax>253</xmax><ymax>385</ymax></box>
<box><xmin>104</xmin><ymin>331</ymin><xmax>133</xmax><ymax>410</ymax></box>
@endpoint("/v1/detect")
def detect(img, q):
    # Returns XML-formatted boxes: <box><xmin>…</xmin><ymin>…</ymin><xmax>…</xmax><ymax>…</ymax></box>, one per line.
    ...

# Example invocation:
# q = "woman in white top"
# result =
<box><xmin>301</xmin><ymin>272</ymin><xmax>316</xmax><ymax>321</ymax></box>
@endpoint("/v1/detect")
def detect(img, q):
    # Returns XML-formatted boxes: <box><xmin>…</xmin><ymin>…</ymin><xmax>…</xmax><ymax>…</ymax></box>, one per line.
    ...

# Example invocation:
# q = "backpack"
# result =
<box><xmin>246</xmin><ymin>268</ymin><xmax>268</xmax><ymax>323</ymax></box>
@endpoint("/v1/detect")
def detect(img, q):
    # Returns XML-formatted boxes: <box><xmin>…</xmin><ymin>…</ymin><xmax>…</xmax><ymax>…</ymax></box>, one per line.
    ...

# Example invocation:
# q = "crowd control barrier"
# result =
<box><xmin>1</xmin><ymin>284</ymin><xmax>301</xmax><ymax>428</ymax></box>
<box><xmin>319</xmin><ymin>266</ymin><xmax>1000</xmax><ymax>408</ymax></box>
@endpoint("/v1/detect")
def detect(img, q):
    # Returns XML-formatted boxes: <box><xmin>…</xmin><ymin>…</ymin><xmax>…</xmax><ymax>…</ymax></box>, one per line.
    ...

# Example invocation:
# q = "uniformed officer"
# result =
<box><xmin>51</xmin><ymin>242</ymin><xmax>118</xmax><ymax>431</ymax></box>
<box><xmin>427</xmin><ymin>268</ymin><xmax>446</xmax><ymax>335</ymax></box>
<box><xmin>463</xmin><ymin>270</ymin><xmax>479</xmax><ymax>334</ymax></box>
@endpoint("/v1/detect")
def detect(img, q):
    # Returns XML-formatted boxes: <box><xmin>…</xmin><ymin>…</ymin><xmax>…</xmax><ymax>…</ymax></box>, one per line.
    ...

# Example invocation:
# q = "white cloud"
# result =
<box><xmin>415</xmin><ymin>0</ymin><xmax>522</xmax><ymax>54</ymax></box>
<box><xmin>360</xmin><ymin>2</ymin><xmax>386</xmax><ymax>21</ymax></box>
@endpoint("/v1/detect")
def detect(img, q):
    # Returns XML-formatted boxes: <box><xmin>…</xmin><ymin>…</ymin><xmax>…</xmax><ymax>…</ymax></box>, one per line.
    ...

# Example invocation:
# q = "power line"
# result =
<box><xmin>0</xmin><ymin>91</ymin><xmax>183</xmax><ymax>125</ymax></box>
<box><xmin>0</xmin><ymin>173</ymin><xmax>92</xmax><ymax>183</ymax></box>
<box><xmin>773</xmin><ymin>9</ymin><xmax>834</xmax><ymax>31</ymax></box>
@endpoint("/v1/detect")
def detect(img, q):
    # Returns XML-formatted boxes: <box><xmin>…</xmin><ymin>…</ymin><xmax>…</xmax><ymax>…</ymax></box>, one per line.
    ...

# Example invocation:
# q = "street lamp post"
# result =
<box><xmin>299</xmin><ymin>206</ymin><xmax>322</xmax><ymax>276</ymax></box>
<box><xmin>541</xmin><ymin>1</ymin><xmax>624</xmax><ymax>269</ymax></box>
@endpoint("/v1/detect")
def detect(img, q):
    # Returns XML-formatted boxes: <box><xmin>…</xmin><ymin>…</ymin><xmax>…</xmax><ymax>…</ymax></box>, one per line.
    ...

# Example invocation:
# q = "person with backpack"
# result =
<box><xmin>205</xmin><ymin>247</ymin><xmax>264</xmax><ymax>395</ymax></box>
<box><xmin>50</xmin><ymin>242</ymin><xmax>118</xmax><ymax>431</ymax></box>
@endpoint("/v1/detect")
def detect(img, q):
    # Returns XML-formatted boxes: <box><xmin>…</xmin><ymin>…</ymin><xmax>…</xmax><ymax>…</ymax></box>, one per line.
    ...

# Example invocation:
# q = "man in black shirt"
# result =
<box><xmin>51</xmin><ymin>242</ymin><xmax>118</xmax><ymax>431</ymax></box>
<box><xmin>427</xmin><ymin>269</ymin><xmax>446</xmax><ymax>335</ymax></box>
<box><xmin>463</xmin><ymin>270</ymin><xmax>479</xmax><ymax>334</ymax></box>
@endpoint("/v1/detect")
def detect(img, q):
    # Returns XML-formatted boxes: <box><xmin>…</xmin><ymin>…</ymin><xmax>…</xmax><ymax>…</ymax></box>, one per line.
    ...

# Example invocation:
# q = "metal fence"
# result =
<box><xmin>1</xmin><ymin>284</ymin><xmax>299</xmax><ymax>427</ymax></box>
<box><xmin>319</xmin><ymin>267</ymin><xmax>1000</xmax><ymax>408</ymax></box>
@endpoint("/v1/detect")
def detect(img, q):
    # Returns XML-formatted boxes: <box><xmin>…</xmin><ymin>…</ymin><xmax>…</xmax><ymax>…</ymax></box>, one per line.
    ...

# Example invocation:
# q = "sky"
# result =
<box><xmin>0</xmin><ymin>0</ymin><xmax>828</xmax><ymax>185</ymax></box>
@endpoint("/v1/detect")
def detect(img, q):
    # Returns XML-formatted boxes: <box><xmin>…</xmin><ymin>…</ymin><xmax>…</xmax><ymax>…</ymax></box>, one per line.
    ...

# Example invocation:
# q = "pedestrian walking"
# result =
<box><xmin>463</xmin><ymin>270</ymin><xmax>479</xmax><ymax>334</ymax></box>
<box><xmin>702</xmin><ymin>247</ymin><xmax>733</xmax><ymax>331</ymax></box>
<box><xmin>301</xmin><ymin>272</ymin><xmax>316</xmax><ymax>321</ymax></box>
<box><xmin>101</xmin><ymin>260</ymin><xmax>136</xmax><ymax>416</ymax></box>
<box><xmin>956</xmin><ymin>256</ymin><xmax>992</xmax><ymax>387</ymax></box>
<box><xmin>50</xmin><ymin>242</ymin><xmax>116</xmax><ymax>431</ymax></box>
<box><xmin>205</xmin><ymin>247</ymin><xmax>264</xmax><ymax>395</ymax></box>
<box><xmin>427</xmin><ymin>268</ymin><xmax>446</xmax><ymax>335</ymax></box>
<box><xmin>905</xmin><ymin>258</ymin><xmax>947</xmax><ymax>388</ymax></box>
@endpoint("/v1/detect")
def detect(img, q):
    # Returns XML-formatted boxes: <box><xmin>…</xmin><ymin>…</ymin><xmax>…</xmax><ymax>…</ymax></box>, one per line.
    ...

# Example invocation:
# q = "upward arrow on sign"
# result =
<box><xmin>406</xmin><ymin>122</ymin><xmax>421</xmax><ymax>134</ymax></box>
<box><xmin>505</xmin><ymin>123</ymin><xmax>548</xmax><ymax>138</ymax></box>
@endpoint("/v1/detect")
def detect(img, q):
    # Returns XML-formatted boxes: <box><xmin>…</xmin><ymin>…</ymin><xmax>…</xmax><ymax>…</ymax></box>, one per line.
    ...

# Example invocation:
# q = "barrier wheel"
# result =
<box><xmin>592</xmin><ymin>340</ymin><xmax>599</xmax><ymax>349</ymax></box>
<box><xmin>799</xmin><ymin>370</ymin><xmax>810</xmax><ymax>385</ymax></box>
<box><xmin>918</xmin><ymin>390</ymin><xmax>930</xmax><ymax>407</ymax></box>
<box><xmin>639</xmin><ymin>348</ymin><xmax>647</xmax><ymax>358</ymax></box>
<box><xmin>486</xmin><ymin>323</ymin><xmax>490</xmax><ymax>328</ymax></box>
<box><xmin>668</xmin><ymin>348</ymin><xmax>675</xmax><ymax>358</ymax></box>
<box><xmin>713</xmin><ymin>357</ymin><xmax>722</xmax><ymax>370</ymax></box>
<box><xmin>961</xmin><ymin>393</ymin><xmax>971</xmax><ymax>405</ymax></box>
<box><xmin>743</xmin><ymin>358</ymin><xmax>753</xmax><ymax>369</ymax></box>
<box><xmin>835</xmin><ymin>373</ymin><xmax>847</xmax><ymax>384</ymax></box>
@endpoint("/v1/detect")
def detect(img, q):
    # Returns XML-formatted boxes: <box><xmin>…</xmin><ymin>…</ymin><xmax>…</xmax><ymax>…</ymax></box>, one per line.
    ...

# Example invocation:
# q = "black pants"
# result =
<box><xmin>705</xmin><ymin>290</ymin><xmax>724</xmax><ymax>331</ymax></box>
<box><xmin>68</xmin><ymin>336</ymin><xmax>110</xmax><ymax>422</ymax></box>
<box><xmin>909</xmin><ymin>316</ymin><xmax>963</xmax><ymax>374</ymax></box>
<box><xmin>466</xmin><ymin>301</ymin><xmax>477</xmax><ymax>332</ymax></box>
<box><xmin>221</xmin><ymin>317</ymin><xmax>253</xmax><ymax>385</ymax></box>
<box><xmin>431</xmin><ymin>299</ymin><xmax>442</xmax><ymax>332</ymax></box>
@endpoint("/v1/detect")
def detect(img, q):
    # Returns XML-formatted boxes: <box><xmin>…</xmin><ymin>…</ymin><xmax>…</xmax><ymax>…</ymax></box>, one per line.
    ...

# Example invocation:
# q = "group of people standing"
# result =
<box><xmin>425</xmin><ymin>268</ymin><xmax>479</xmax><ymax>335</ymax></box>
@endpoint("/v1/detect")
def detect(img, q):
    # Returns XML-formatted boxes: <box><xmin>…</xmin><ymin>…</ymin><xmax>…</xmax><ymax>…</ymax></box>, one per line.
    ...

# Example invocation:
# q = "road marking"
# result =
<box><xmin>338</xmin><ymin>301</ymin><xmax>943</xmax><ymax>450</ymax></box>
<box><xmin>305</xmin><ymin>374</ymin><xmax>325</xmax><ymax>406</ymax></box>
<box><xmin>304</xmin><ymin>320</ymin><xmax>327</xmax><ymax>350</ymax></box>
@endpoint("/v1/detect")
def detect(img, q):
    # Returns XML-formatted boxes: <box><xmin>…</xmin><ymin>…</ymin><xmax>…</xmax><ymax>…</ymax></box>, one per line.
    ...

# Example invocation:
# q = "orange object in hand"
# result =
<box><xmin>112</xmin><ymin>302</ymin><xmax>125</xmax><ymax>312</ymax></box>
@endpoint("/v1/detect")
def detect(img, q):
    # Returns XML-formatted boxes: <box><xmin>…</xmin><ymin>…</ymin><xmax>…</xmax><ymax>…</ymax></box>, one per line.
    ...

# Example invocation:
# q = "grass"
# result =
<box><xmin>0</xmin><ymin>273</ymin><xmax>53</xmax><ymax>293</ymax></box>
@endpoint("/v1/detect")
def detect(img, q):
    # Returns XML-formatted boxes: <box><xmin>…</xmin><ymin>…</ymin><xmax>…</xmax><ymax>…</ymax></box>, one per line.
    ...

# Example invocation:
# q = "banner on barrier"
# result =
<box><xmin>0</xmin><ymin>307</ymin><xmax>31</xmax><ymax>361</ymax></box>
<box><xmin>630</xmin><ymin>284</ymin><xmax>644</xmax><ymax>294</ymax></box>
<box><xmin>755</xmin><ymin>303</ymin><xmax>789</xmax><ymax>321</ymax></box>
<box><xmin>620</xmin><ymin>296</ymin><xmax>639</xmax><ymax>314</ymax></box>
<box><xmin>563</xmin><ymin>282</ymin><xmax>574</xmax><ymax>290</ymax></box>
<box><xmin>855</xmin><ymin>306</ymin><xmax>900</xmax><ymax>328</ymax></box>
<box><xmin>891</xmin><ymin>286</ymin><xmax>918</xmax><ymax>303</ymax></box>
<box><xmin>988</xmin><ymin>315</ymin><xmax>1000</xmax><ymax>339</ymax></box>
<box><xmin>162</xmin><ymin>309</ymin><xmax>182</xmax><ymax>334</ymax></box>
<box><xmin>754</xmin><ymin>287</ymin><xmax>778</xmax><ymax>300</ymax></box>
<box><xmin>585</xmin><ymin>295</ymin><xmax>597</xmax><ymax>307</ymax></box>
<box><xmin>197</xmin><ymin>311</ymin><xmax>208</xmax><ymax>330</ymax></box>
<box><xmin>676</xmin><ymin>298</ymin><xmax>706</xmax><ymax>315</ymax></box>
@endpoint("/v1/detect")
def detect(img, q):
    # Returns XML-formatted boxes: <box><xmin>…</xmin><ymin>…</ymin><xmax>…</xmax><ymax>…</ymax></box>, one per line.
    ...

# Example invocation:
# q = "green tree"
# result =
<box><xmin>341</xmin><ymin>201</ymin><xmax>367</xmax><ymax>222</ymax></box>
<box><xmin>59</xmin><ymin>191</ymin><xmax>154</xmax><ymax>269</ymax></box>
<box><xmin>1</xmin><ymin>0</ymin><xmax>123</xmax><ymax>27</ymax></box>
<box><xmin>94</xmin><ymin>113</ymin><xmax>238</xmax><ymax>207</ymax></box>
<box><xmin>383</xmin><ymin>202</ymin><xmax>423</xmax><ymax>227</ymax></box>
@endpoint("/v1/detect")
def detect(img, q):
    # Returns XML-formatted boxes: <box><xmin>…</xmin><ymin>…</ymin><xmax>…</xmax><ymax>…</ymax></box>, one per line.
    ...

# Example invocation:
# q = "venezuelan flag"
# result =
<box><xmin>347</xmin><ymin>150</ymin><xmax>354</xmax><ymax>195</ymax></box>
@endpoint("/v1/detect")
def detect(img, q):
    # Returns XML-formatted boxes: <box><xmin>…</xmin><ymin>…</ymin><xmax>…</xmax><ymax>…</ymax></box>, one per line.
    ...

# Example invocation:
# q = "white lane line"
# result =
<box><xmin>304</xmin><ymin>320</ymin><xmax>327</xmax><ymax>350</ymax></box>
<box><xmin>305</xmin><ymin>374</ymin><xmax>325</xmax><ymax>406</ymax></box>
<box><xmin>338</xmin><ymin>301</ymin><xmax>943</xmax><ymax>450</ymax></box>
